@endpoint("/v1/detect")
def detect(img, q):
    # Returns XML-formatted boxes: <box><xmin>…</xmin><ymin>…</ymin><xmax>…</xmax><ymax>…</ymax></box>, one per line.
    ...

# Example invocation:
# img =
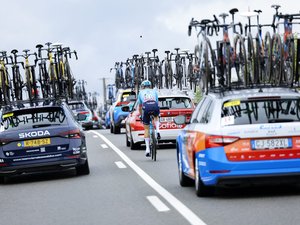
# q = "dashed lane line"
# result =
<box><xmin>115</xmin><ymin>161</ymin><xmax>127</xmax><ymax>169</ymax></box>
<box><xmin>147</xmin><ymin>195</ymin><xmax>170</xmax><ymax>212</ymax></box>
<box><xmin>100</xmin><ymin>144</ymin><xmax>108</xmax><ymax>149</ymax></box>
<box><xmin>90</xmin><ymin>131</ymin><xmax>207</xmax><ymax>225</ymax></box>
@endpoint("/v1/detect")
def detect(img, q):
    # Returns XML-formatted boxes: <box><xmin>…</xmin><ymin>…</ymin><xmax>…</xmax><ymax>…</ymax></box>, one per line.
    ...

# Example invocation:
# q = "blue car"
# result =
<box><xmin>0</xmin><ymin>100</ymin><xmax>89</xmax><ymax>182</ymax></box>
<box><xmin>109</xmin><ymin>89</ymin><xmax>136</xmax><ymax>134</ymax></box>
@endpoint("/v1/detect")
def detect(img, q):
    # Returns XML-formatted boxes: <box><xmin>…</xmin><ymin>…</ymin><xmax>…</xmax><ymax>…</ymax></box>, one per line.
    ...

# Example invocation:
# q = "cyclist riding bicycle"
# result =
<box><xmin>138</xmin><ymin>80</ymin><xmax>161</xmax><ymax>157</ymax></box>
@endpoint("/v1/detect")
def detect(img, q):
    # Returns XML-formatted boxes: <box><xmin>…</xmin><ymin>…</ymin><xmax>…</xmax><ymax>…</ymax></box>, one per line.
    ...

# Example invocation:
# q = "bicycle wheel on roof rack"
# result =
<box><xmin>262</xmin><ymin>31</ymin><xmax>272</xmax><ymax>84</ymax></box>
<box><xmin>282</xmin><ymin>36</ymin><xmax>295</xmax><ymax>87</ymax></box>
<box><xmin>233</xmin><ymin>34</ymin><xmax>248</xmax><ymax>87</ymax></box>
<box><xmin>203</xmin><ymin>37</ymin><xmax>216</xmax><ymax>93</ymax></box>
<box><xmin>269</xmin><ymin>34</ymin><xmax>283</xmax><ymax>86</ymax></box>
<box><xmin>246</xmin><ymin>33</ymin><xmax>256</xmax><ymax>85</ymax></box>
<box><xmin>223</xmin><ymin>43</ymin><xmax>232</xmax><ymax>88</ymax></box>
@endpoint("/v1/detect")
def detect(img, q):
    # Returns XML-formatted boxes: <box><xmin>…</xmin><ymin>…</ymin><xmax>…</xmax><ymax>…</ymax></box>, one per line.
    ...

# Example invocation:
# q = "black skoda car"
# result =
<box><xmin>0</xmin><ymin>100</ymin><xmax>89</xmax><ymax>182</ymax></box>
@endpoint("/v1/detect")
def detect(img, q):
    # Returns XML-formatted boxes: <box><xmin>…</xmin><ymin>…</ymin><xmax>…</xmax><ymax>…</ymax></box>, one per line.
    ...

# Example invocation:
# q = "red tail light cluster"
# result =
<box><xmin>60</xmin><ymin>129</ymin><xmax>81</xmax><ymax>139</ymax></box>
<box><xmin>78</xmin><ymin>111</ymin><xmax>89</xmax><ymax>115</ymax></box>
<box><xmin>116</xmin><ymin>101</ymin><xmax>129</xmax><ymax>107</ymax></box>
<box><xmin>205</xmin><ymin>135</ymin><xmax>239</xmax><ymax>148</ymax></box>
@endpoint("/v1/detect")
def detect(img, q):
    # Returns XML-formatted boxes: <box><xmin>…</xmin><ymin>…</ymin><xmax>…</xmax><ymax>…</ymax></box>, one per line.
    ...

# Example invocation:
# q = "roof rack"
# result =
<box><xmin>1</xmin><ymin>97</ymin><xmax>67</xmax><ymax>112</ymax></box>
<box><xmin>207</xmin><ymin>82</ymin><xmax>299</xmax><ymax>94</ymax></box>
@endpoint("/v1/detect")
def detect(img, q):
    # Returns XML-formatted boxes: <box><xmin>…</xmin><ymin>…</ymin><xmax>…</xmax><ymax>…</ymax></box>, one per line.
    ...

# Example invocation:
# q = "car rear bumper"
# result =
<box><xmin>0</xmin><ymin>157</ymin><xmax>87</xmax><ymax>176</ymax></box>
<box><xmin>131</xmin><ymin>129</ymin><xmax>179</xmax><ymax>144</ymax></box>
<box><xmin>195</xmin><ymin>148</ymin><xmax>300</xmax><ymax>187</ymax></box>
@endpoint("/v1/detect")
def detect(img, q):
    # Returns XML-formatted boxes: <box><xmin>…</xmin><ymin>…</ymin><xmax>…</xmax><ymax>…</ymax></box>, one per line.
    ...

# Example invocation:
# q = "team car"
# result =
<box><xmin>109</xmin><ymin>89</ymin><xmax>136</xmax><ymax>134</ymax></box>
<box><xmin>124</xmin><ymin>89</ymin><xmax>195</xmax><ymax>149</ymax></box>
<box><xmin>175</xmin><ymin>87</ymin><xmax>300</xmax><ymax>196</ymax></box>
<box><xmin>67</xmin><ymin>100</ymin><xmax>93</xmax><ymax>130</ymax></box>
<box><xmin>0</xmin><ymin>100</ymin><xmax>89</xmax><ymax>182</ymax></box>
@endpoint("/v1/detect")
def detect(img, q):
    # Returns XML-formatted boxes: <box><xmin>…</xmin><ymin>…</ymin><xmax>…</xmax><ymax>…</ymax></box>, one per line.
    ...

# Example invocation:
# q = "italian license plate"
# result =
<box><xmin>160</xmin><ymin>117</ymin><xmax>173</xmax><ymax>122</ymax></box>
<box><xmin>24</xmin><ymin>138</ymin><xmax>51</xmax><ymax>147</ymax></box>
<box><xmin>251</xmin><ymin>138</ymin><xmax>291</xmax><ymax>150</ymax></box>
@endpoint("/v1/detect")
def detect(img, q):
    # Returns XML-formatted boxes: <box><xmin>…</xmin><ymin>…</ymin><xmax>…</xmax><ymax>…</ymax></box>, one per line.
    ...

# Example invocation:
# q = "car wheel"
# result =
<box><xmin>195</xmin><ymin>157</ymin><xmax>214</xmax><ymax>197</ymax></box>
<box><xmin>130</xmin><ymin>134</ymin><xmax>140</xmax><ymax>150</ymax></box>
<box><xmin>114</xmin><ymin>125</ymin><xmax>121</xmax><ymax>134</ymax></box>
<box><xmin>126</xmin><ymin>133</ymin><xmax>130</xmax><ymax>147</ymax></box>
<box><xmin>110</xmin><ymin>123</ymin><xmax>113</xmax><ymax>133</ymax></box>
<box><xmin>76</xmin><ymin>159</ymin><xmax>90</xmax><ymax>175</ymax></box>
<box><xmin>177</xmin><ymin>150</ymin><xmax>193</xmax><ymax>187</ymax></box>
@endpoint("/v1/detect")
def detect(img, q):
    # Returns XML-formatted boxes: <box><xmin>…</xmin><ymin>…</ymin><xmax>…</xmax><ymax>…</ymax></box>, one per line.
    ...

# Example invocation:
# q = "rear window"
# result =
<box><xmin>0</xmin><ymin>107</ymin><xmax>68</xmax><ymax>131</ymax></box>
<box><xmin>159</xmin><ymin>97</ymin><xmax>192</xmax><ymax>109</ymax></box>
<box><xmin>121</xmin><ymin>92</ymin><xmax>136</xmax><ymax>102</ymax></box>
<box><xmin>221</xmin><ymin>98</ymin><xmax>300</xmax><ymax>126</ymax></box>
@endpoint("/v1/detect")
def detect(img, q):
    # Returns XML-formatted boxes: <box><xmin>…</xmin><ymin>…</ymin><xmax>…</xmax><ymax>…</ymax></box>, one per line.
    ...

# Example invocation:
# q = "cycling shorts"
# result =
<box><xmin>141</xmin><ymin>101</ymin><xmax>160</xmax><ymax>125</ymax></box>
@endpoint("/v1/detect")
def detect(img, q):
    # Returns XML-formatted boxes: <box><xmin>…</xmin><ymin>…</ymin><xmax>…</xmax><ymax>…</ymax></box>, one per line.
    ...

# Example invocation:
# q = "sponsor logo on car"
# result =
<box><xmin>19</xmin><ymin>130</ymin><xmax>50</xmax><ymax>139</ymax></box>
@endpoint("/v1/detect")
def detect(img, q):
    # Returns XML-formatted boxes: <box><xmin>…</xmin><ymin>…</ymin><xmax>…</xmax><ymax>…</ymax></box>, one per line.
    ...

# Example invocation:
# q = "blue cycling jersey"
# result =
<box><xmin>137</xmin><ymin>89</ymin><xmax>158</xmax><ymax>105</ymax></box>
<box><xmin>138</xmin><ymin>89</ymin><xmax>159</xmax><ymax>125</ymax></box>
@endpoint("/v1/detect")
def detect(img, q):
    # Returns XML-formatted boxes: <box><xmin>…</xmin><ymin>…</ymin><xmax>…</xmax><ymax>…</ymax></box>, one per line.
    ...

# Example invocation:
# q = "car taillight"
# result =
<box><xmin>79</xmin><ymin>111</ymin><xmax>89</xmax><ymax>115</ymax></box>
<box><xmin>205</xmin><ymin>135</ymin><xmax>239</xmax><ymax>148</ymax></box>
<box><xmin>116</xmin><ymin>101</ymin><xmax>129</xmax><ymax>106</ymax></box>
<box><xmin>0</xmin><ymin>138</ymin><xmax>12</xmax><ymax>146</ymax></box>
<box><xmin>92</xmin><ymin>116</ymin><xmax>98</xmax><ymax>121</ymax></box>
<box><xmin>60</xmin><ymin>129</ymin><xmax>81</xmax><ymax>139</ymax></box>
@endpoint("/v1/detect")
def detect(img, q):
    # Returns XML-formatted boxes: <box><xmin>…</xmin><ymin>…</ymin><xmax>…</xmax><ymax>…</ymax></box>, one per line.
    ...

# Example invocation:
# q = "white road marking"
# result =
<box><xmin>93</xmin><ymin>135</ymin><xmax>98</xmax><ymax>138</ymax></box>
<box><xmin>101</xmin><ymin>144</ymin><xmax>108</xmax><ymax>149</ymax></box>
<box><xmin>115</xmin><ymin>161</ymin><xmax>127</xmax><ymax>169</ymax></box>
<box><xmin>147</xmin><ymin>195</ymin><xmax>170</xmax><ymax>212</ymax></box>
<box><xmin>91</xmin><ymin>131</ymin><xmax>207</xmax><ymax>225</ymax></box>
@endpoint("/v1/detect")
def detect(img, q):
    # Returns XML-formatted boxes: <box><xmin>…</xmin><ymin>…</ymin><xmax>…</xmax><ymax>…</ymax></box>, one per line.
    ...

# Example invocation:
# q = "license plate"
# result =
<box><xmin>24</xmin><ymin>138</ymin><xmax>51</xmax><ymax>147</ymax></box>
<box><xmin>160</xmin><ymin>117</ymin><xmax>173</xmax><ymax>122</ymax></box>
<box><xmin>251</xmin><ymin>138</ymin><xmax>291</xmax><ymax>150</ymax></box>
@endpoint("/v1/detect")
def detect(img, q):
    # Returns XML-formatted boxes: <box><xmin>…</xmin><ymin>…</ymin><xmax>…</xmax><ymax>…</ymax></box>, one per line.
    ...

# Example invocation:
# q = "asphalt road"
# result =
<box><xmin>1</xmin><ymin>129</ymin><xmax>300</xmax><ymax>225</ymax></box>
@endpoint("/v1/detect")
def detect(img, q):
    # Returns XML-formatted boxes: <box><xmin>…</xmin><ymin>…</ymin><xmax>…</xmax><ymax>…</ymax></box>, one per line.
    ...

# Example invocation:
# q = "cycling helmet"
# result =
<box><xmin>141</xmin><ymin>80</ymin><xmax>151</xmax><ymax>89</ymax></box>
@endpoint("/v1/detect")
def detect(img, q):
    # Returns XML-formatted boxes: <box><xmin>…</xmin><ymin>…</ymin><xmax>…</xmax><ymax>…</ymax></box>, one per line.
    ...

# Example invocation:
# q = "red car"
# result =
<box><xmin>124</xmin><ymin>90</ymin><xmax>195</xmax><ymax>149</ymax></box>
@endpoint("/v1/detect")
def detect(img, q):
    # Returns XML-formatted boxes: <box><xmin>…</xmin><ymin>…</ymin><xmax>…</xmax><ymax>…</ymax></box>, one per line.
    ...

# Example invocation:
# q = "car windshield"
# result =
<box><xmin>221</xmin><ymin>98</ymin><xmax>300</xmax><ymax>126</ymax></box>
<box><xmin>159</xmin><ymin>97</ymin><xmax>192</xmax><ymax>109</ymax></box>
<box><xmin>0</xmin><ymin>107</ymin><xmax>67</xmax><ymax>131</ymax></box>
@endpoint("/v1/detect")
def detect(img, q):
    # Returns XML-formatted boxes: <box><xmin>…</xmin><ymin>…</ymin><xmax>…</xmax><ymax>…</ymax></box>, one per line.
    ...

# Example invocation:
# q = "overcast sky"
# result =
<box><xmin>0</xmin><ymin>0</ymin><xmax>297</xmax><ymax>98</ymax></box>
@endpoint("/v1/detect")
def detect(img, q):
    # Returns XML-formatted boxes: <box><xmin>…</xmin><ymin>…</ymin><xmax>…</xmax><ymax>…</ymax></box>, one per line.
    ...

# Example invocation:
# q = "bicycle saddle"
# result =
<box><xmin>229</xmin><ymin>8</ymin><xmax>239</xmax><ymax>15</ymax></box>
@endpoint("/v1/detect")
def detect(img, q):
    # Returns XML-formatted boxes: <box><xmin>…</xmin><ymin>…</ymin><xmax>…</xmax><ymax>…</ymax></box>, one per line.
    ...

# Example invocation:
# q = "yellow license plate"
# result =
<box><xmin>24</xmin><ymin>138</ymin><xmax>51</xmax><ymax>147</ymax></box>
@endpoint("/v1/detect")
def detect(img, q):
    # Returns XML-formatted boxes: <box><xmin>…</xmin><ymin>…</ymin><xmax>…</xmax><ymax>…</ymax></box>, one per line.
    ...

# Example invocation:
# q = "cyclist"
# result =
<box><xmin>138</xmin><ymin>80</ymin><xmax>160</xmax><ymax>157</ymax></box>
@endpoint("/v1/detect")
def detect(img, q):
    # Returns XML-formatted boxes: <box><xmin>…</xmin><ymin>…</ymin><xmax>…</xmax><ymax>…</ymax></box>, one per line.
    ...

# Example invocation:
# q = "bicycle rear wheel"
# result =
<box><xmin>233</xmin><ymin>34</ymin><xmax>248</xmax><ymax>86</ymax></box>
<box><xmin>151</xmin><ymin>129</ymin><xmax>157</xmax><ymax>161</ymax></box>
<box><xmin>269</xmin><ymin>34</ymin><xmax>283</xmax><ymax>86</ymax></box>
<box><xmin>283</xmin><ymin>37</ymin><xmax>295</xmax><ymax>87</ymax></box>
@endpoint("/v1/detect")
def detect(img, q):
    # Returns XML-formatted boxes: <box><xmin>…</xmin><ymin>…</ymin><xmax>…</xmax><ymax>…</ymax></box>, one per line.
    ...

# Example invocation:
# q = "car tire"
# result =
<box><xmin>110</xmin><ymin>123</ymin><xmax>113</xmax><ymax>133</ymax></box>
<box><xmin>114</xmin><ymin>125</ymin><xmax>121</xmax><ymax>134</ymax></box>
<box><xmin>130</xmin><ymin>135</ymin><xmax>140</xmax><ymax>150</ymax></box>
<box><xmin>195</xmin><ymin>157</ymin><xmax>214</xmax><ymax>197</ymax></box>
<box><xmin>177</xmin><ymin>150</ymin><xmax>193</xmax><ymax>187</ymax></box>
<box><xmin>76</xmin><ymin>159</ymin><xmax>90</xmax><ymax>176</ymax></box>
<box><xmin>126</xmin><ymin>133</ymin><xmax>130</xmax><ymax>147</ymax></box>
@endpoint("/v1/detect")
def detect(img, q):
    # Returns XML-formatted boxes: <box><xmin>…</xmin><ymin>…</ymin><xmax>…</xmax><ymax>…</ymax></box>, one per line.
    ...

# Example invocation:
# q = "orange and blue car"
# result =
<box><xmin>176</xmin><ymin>87</ymin><xmax>300</xmax><ymax>196</ymax></box>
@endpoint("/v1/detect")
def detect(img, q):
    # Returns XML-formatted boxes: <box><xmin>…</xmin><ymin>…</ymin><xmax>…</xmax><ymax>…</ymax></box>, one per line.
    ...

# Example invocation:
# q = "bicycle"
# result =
<box><xmin>10</xmin><ymin>49</ymin><xmax>25</xmax><ymax>101</ymax></box>
<box><xmin>270</xmin><ymin>5</ymin><xmax>300</xmax><ymax>86</ymax></box>
<box><xmin>0</xmin><ymin>51</ymin><xmax>12</xmax><ymax>105</ymax></box>
<box><xmin>188</xmin><ymin>17</ymin><xmax>218</xmax><ymax>94</ymax></box>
